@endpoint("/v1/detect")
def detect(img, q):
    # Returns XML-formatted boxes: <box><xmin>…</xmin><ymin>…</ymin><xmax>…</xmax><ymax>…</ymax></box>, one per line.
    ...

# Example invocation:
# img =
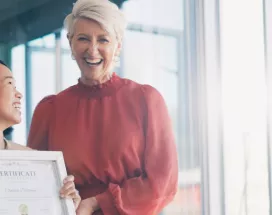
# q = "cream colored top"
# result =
<box><xmin>4</xmin><ymin>138</ymin><xmax>32</xmax><ymax>150</ymax></box>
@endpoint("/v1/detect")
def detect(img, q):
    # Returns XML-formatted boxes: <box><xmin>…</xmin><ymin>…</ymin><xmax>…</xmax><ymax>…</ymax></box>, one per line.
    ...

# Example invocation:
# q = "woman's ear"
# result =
<box><xmin>117</xmin><ymin>42</ymin><xmax>122</xmax><ymax>52</ymax></box>
<box><xmin>115</xmin><ymin>42</ymin><xmax>122</xmax><ymax>57</ymax></box>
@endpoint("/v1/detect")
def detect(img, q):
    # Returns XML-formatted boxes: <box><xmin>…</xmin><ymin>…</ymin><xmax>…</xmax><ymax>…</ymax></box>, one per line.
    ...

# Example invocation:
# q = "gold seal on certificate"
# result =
<box><xmin>0</xmin><ymin>150</ymin><xmax>76</xmax><ymax>215</ymax></box>
<box><xmin>18</xmin><ymin>204</ymin><xmax>28</xmax><ymax>215</ymax></box>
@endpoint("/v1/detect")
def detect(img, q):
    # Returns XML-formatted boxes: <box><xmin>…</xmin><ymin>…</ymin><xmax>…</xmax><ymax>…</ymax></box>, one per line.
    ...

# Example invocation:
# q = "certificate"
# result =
<box><xmin>0</xmin><ymin>150</ymin><xmax>75</xmax><ymax>215</ymax></box>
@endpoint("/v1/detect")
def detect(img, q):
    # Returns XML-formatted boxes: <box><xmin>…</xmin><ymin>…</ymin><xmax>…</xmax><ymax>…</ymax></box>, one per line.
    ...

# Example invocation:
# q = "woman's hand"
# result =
<box><xmin>76</xmin><ymin>197</ymin><xmax>99</xmax><ymax>215</ymax></box>
<box><xmin>59</xmin><ymin>175</ymin><xmax>81</xmax><ymax>209</ymax></box>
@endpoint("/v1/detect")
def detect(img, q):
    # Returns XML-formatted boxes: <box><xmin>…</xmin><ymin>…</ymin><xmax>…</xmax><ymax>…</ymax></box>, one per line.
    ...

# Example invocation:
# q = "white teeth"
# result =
<box><xmin>13</xmin><ymin>104</ymin><xmax>21</xmax><ymax>109</ymax></box>
<box><xmin>85</xmin><ymin>59</ymin><xmax>102</xmax><ymax>64</ymax></box>
<box><xmin>87</xmin><ymin>60</ymin><xmax>100</xmax><ymax>63</ymax></box>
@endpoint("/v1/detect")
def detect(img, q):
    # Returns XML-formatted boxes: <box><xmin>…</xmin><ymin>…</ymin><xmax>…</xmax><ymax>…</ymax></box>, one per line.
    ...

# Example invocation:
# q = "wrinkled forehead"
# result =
<box><xmin>74</xmin><ymin>18</ymin><xmax>115</xmax><ymax>39</ymax></box>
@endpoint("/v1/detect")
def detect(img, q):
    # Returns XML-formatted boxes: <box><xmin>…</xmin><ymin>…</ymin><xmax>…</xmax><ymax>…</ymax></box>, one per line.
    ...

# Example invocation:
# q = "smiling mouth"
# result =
<box><xmin>85</xmin><ymin>59</ymin><xmax>103</xmax><ymax>66</ymax></box>
<box><xmin>12</xmin><ymin>103</ymin><xmax>21</xmax><ymax>110</ymax></box>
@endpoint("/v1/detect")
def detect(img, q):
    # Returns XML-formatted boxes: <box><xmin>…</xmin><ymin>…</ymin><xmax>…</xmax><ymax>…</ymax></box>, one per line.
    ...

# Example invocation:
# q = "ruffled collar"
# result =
<box><xmin>75</xmin><ymin>73</ymin><xmax>125</xmax><ymax>98</ymax></box>
<box><xmin>77</xmin><ymin>73</ymin><xmax>118</xmax><ymax>91</ymax></box>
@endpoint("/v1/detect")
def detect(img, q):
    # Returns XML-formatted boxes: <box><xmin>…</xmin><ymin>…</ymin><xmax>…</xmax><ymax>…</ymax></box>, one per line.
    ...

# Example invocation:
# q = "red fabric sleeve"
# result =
<box><xmin>27</xmin><ymin>95</ymin><xmax>55</xmax><ymax>150</ymax></box>
<box><xmin>96</xmin><ymin>85</ymin><xmax>178</xmax><ymax>215</ymax></box>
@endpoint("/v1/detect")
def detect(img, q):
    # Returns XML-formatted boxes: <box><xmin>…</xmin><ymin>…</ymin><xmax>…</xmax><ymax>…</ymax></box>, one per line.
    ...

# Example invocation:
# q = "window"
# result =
<box><xmin>121</xmin><ymin>0</ymin><xmax>201</xmax><ymax>213</ymax></box>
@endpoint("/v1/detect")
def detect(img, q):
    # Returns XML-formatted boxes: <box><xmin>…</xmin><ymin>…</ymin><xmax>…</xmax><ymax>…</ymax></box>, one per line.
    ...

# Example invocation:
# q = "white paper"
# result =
<box><xmin>0</xmin><ymin>160</ymin><xmax>65</xmax><ymax>215</ymax></box>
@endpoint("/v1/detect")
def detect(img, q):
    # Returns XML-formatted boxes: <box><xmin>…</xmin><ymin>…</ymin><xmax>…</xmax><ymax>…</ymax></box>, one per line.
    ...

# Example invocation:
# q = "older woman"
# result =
<box><xmin>28</xmin><ymin>0</ymin><xmax>178</xmax><ymax>214</ymax></box>
<box><xmin>0</xmin><ymin>60</ymin><xmax>81</xmax><ymax>210</ymax></box>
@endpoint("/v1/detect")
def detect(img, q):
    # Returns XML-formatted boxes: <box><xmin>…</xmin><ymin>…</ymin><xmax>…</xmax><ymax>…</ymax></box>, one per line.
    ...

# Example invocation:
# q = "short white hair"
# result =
<box><xmin>64</xmin><ymin>0</ymin><xmax>127</xmax><ymax>42</ymax></box>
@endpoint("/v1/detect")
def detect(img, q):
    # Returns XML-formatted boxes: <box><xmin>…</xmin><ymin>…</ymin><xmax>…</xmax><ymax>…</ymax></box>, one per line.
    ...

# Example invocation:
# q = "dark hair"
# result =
<box><xmin>0</xmin><ymin>60</ymin><xmax>8</xmax><ymax>67</ymax></box>
<box><xmin>4</xmin><ymin>127</ymin><xmax>13</xmax><ymax>139</ymax></box>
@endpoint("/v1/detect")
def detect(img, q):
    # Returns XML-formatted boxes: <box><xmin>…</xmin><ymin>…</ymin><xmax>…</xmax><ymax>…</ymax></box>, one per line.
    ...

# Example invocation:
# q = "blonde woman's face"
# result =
<box><xmin>69</xmin><ymin>18</ymin><xmax>121</xmax><ymax>83</ymax></box>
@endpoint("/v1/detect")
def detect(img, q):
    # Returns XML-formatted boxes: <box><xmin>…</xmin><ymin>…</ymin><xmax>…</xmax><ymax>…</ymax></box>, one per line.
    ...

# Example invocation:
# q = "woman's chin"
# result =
<box><xmin>82</xmin><ymin>65</ymin><xmax>108</xmax><ymax>77</ymax></box>
<box><xmin>12</xmin><ymin>117</ymin><xmax>21</xmax><ymax>125</ymax></box>
<box><xmin>83</xmin><ymin>69</ymin><xmax>101</xmax><ymax>78</ymax></box>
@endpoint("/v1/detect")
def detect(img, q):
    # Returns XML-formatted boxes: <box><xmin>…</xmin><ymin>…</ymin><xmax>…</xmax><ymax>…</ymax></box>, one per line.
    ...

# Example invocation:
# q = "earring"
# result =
<box><xmin>114</xmin><ymin>51</ymin><xmax>120</xmax><ymax>63</ymax></box>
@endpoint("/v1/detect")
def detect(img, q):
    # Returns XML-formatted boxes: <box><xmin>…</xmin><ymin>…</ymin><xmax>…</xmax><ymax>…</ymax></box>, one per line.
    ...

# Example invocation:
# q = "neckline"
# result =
<box><xmin>75</xmin><ymin>73</ymin><xmax>125</xmax><ymax>98</ymax></box>
<box><xmin>77</xmin><ymin>73</ymin><xmax>118</xmax><ymax>91</ymax></box>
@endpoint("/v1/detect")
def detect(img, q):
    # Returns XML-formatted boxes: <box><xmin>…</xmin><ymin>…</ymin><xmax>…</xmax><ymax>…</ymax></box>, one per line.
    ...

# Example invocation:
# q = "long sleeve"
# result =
<box><xmin>27</xmin><ymin>95</ymin><xmax>55</xmax><ymax>150</ymax></box>
<box><xmin>96</xmin><ymin>85</ymin><xmax>178</xmax><ymax>215</ymax></box>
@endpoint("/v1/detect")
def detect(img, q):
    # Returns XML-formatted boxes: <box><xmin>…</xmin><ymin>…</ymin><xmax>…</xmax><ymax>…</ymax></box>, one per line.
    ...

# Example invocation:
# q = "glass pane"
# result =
<box><xmin>42</xmin><ymin>34</ymin><xmax>56</xmax><ymax>48</ymax></box>
<box><xmin>31</xmin><ymin>50</ymin><xmax>56</xmax><ymax>113</ymax></box>
<box><xmin>221</xmin><ymin>0</ymin><xmax>269</xmax><ymax>214</ymax></box>
<box><xmin>61</xmin><ymin>52</ymin><xmax>81</xmax><ymax>90</ymax></box>
<box><xmin>122</xmin><ymin>0</ymin><xmax>183</xmax><ymax>30</ymax></box>
<box><xmin>28</xmin><ymin>38</ymin><xmax>44</xmax><ymax>47</ymax></box>
<box><xmin>61</xmin><ymin>29</ymin><xmax>70</xmax><ymax>50</ymax></box>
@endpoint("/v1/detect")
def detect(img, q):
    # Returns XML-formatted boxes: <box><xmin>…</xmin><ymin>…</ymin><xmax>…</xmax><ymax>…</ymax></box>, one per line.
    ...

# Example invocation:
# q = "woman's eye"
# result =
<box><xmin>78</xmin><ymin>37</ymin><xmax>87</xmax><ymax>41</ymax></box>
<box><xmin>100</xmin><ymin>38</ymin><xmax>109</xmax><ymax>43</ymax></box>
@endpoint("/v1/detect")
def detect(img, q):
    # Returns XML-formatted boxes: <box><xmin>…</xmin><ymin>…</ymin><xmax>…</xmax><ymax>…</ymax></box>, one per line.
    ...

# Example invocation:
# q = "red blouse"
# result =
<box><xmin>28</xmin><ymin>74</ymin><xmax>178</xmax><ymax>215</ymax></box>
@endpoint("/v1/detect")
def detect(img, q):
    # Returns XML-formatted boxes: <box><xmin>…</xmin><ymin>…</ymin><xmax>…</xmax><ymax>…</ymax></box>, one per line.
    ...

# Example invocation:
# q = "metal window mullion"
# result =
<box><xmin>263</xmin><ymin>0</ymin><xmax>272</xmax><ymax>213</ymax></box>
<box><xmin>195</xmin><ymin>0</ymin><xmax>225</xmax><ymax>214</ymax></box>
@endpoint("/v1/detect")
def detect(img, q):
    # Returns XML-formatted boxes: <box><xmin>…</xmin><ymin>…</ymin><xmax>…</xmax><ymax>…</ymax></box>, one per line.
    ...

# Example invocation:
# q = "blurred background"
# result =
<box><xmin>1</xmin><ymin>0</ymin><xmax>272</xmax><ymax>214</ymax></box>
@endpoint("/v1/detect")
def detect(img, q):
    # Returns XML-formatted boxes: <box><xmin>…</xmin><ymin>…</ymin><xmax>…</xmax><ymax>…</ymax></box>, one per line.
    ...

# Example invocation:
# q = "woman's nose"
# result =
<box><xmin>88</xmin><ymin>42</ymin><xmax>99</xmax><ymax>55</ymax></box>
<box><xmin>15</xmin><ymin>89</ymin><xmax>23</xmax><ymax>99</ymax></box>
